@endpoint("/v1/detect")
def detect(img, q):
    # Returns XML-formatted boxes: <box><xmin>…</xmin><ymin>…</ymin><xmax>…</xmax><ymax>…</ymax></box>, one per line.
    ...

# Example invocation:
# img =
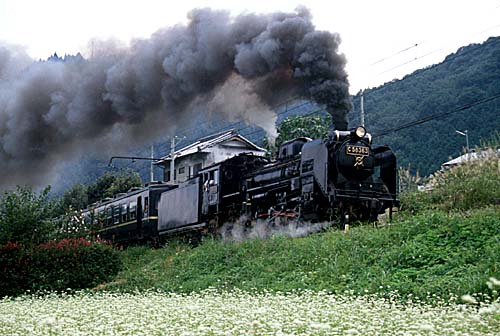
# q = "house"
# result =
<box><xmin>154</xmin><ymin>129</ymin><xmax>267</xmax><ymax>184</ymax></box>
<box><xmin>441</xmin><ymin>148</ymin><xmax>499</xmax><ymax>168</ymax></box>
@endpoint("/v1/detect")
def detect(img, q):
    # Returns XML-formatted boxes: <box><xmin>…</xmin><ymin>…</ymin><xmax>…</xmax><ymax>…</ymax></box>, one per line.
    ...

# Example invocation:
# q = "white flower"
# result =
<box><xmin>461</xmin><ymin>294</ymin><xmax>477</xmax><ymax>304</ymax></box>
<box><xmin>41</xmin><ymin>316</ymin><xmax>57</xmax><ymax>328</ymax></box>
<box><xmin>489</xmin><ymin>277</ymin><xmax>500</xmax><ymax>287</ymax></box>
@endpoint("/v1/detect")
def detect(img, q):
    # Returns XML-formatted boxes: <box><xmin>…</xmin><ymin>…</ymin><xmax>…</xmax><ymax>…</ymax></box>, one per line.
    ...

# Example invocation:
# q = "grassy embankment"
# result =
<box><xmin>104</xmin><ymin>149</ymin><xmax>499</xmax><ymax>301</ymax></box>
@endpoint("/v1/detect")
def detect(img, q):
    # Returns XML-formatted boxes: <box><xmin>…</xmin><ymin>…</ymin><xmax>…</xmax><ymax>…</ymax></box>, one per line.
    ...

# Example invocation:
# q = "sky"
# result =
<box><xmin>0</xmin><ymin>0</ymin><xmax>499</xmax><ymax>94</ymax></box>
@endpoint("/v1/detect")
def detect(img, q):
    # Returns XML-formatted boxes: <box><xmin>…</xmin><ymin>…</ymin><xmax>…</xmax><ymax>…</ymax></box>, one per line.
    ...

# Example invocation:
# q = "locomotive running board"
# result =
<box><xmin>158</xmin><ymin>222</ymin><xmax>207</xmax><ymax>236</ymax></box>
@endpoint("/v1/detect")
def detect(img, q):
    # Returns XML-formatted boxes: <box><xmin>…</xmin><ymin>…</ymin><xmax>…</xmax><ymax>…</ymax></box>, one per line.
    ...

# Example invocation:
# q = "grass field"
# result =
<box><xmin>100</xmin><ymin>207</ymin><xmax>500</xmax><ymax>302</ymax></box>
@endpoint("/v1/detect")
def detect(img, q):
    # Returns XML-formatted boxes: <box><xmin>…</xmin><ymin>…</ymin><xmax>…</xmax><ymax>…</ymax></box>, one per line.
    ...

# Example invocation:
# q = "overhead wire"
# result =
<box><xmin>373</xmin><ymin>92</ymin><xmax>500</xmax><ymax>138</ymax></box>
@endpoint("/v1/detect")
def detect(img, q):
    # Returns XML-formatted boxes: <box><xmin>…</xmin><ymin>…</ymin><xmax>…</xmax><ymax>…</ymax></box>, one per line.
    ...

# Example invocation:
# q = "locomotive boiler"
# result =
<box><xmin>241</xmin><ymin>125</ymin><xmax>397</xmax><ymax>228</ymax></box>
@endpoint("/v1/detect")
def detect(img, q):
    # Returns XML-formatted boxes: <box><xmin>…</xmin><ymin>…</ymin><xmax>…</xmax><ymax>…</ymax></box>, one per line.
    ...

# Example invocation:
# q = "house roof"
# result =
<box><xmin>154</xmin><ymin>129</ymin><xmax>266</xmax><ymax>165</ymax></box>
<box><xmin>441</xmin><ymin>148</ymin><xmax>499</xmax><ymax>167</ymax></box>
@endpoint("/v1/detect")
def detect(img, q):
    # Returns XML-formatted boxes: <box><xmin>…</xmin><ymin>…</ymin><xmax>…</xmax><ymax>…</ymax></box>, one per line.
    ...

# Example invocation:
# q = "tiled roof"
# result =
<box><xmin>155</xmin><ymin>129</ymin><xmax>266</xmax><ymax>164</ymax></box>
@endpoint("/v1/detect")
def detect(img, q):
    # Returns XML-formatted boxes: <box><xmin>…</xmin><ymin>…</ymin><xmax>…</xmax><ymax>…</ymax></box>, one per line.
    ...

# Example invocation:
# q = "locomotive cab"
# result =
<box><xmin>278</xmin><ymin>137</ymin><xmax>311</xmax><ymax>159</ymax></box>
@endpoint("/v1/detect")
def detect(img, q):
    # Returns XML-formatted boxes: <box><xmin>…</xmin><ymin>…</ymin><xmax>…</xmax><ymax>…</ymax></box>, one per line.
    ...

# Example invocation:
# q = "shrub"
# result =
<box><xmin>0</xmin><ymin>186</ymin><xmax>58</xmax><ymax>247</ymax></box>
<box><xmin>428</xmin><ymin>151</ymin><xmax>500</xmax><ymax>211</ymax></box>
<box><xmin>0</xmin><ymin>242</ymin><xmax>29</xmax><ymax>297</ymax></box>
<box><xmin>29</xmin><ymin>238</ymin><xmax>122</xmax><ymax>292</ymax></box>
<box><xmin>0</xmin><ymin>238</ymin><xmax>121</xmax><ymax>296</ymax></box>
<box><xmin>400</xmin><ymin>148</ymin><xmax>499</xmax><ymax>214</ymax></box>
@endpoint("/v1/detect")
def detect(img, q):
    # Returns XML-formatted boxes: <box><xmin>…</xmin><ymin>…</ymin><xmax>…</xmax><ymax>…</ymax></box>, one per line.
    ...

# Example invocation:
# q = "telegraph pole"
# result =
<box><xmin>170</xmin><ymin>137</ymin><xmax>176</xmax><ymax>183</ymax></box>
<box><xmin>150</xmin><ymin>145</ymin><xmax>154</xmax><ymax>182</ymax></box>
<box><xmin>360</xmin><ymin>90</ymin><xmax>365</xmax><ymax>127</ymax></box>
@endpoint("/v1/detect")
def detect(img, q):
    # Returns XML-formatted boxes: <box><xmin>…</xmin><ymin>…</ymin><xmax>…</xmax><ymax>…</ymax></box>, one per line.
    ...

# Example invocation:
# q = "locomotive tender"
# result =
<box><xmin>83</xmin><ymin>126</ymin><xmax>398</xmax><ymax>243</ymax></box>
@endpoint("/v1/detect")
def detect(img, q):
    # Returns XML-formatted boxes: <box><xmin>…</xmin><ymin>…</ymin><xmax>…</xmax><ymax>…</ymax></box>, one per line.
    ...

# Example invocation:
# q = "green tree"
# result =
<box><xmin>0</xmin><ymin>186</ymin><xmax>57</xmax><ymax>246</ymax></box>
<box><xmin>61</xmin><ymin>183</ymin><xmax>88</xmax><ymax>211</ymax></box>
<box><xmin>64</xmin><ymin>170</ymin><xmax>143</xmax><ymax>210</ymax></box>
<box><xmin>265</xmin><ymin>114</ymin><xmax>332</xmax><ymax>152</ymax></box>
<box><xmin>106</xmin><ymin>170</ymin><xmax>143</xmax><ymax>198</ymax></box>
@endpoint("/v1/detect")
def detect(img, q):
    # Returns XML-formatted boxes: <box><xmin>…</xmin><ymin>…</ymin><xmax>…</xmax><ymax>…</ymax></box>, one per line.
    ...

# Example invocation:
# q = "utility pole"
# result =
<box><xmin>150</xmin><ymin>145</ymin><xmax>154</xmax><ymax>182</ymax></box>
<box><xmin>360</xmin><ymin>90</ymin><xmax>365</xmax><ymax>127</ymax></box>
<box><xmin>455</xmin><ymin>129</ymin><xmax>469</xmax><ymax>153</ymax></box>
<box><xmin>170</xmin><ymin>137</ymin><xmax>176</xmax><ymax>184</ymax></box>
<box><xmin>167</xmin><ymin>135</ymin><xmax>186</xmax><ymax>184</ymax></box>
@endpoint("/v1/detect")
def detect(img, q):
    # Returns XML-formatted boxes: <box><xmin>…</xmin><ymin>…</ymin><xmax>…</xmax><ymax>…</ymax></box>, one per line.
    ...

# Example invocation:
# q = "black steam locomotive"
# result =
<box><xmin>82</xmin><ymin>126</ymin><xmax>398</xmax><ymax>243</ymax></box>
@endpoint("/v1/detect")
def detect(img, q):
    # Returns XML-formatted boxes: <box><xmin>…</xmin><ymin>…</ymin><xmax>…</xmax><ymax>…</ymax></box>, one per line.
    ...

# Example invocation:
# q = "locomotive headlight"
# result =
<box><xmin>355</xmin><ymin>126</ymin><xmax>366</xmax><ymax>138</ymax></box>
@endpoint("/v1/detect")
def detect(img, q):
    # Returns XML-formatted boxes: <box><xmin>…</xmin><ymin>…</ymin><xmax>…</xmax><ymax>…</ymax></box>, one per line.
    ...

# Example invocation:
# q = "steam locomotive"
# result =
<box><xmin>82</xmin><ymin>126</ymin><xmax>398</xmax><ymax>243</ymax></box>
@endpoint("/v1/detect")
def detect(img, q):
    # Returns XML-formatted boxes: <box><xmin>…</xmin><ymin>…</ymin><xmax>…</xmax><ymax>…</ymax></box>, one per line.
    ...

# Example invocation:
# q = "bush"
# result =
<box><xmin>400</xmin><ymin>148</ymin><xmax>499</xmax><ymax>214</ymax></box>
<box><xmin>0</xmin><ymin>242</ymin><xmax>29</xmax><ymax>297</ymax></box>
<box><xmin>29</xmin><ymin>238</ymin><xmax>122</xmax><ymax>292</ymax></box>
<box><xmin>0</xmin><ymin>238</ymin><xmax>122</xmax><ymax>296</ymax></box>
<box><xmin>429</xmin><ymin>152</ymin><xmax>499</xmax><ymax>211</ymax></box>
<box><xmin>0</xmin><ymin>186</ymin><xmax>58</xmax><ymax>247</ymax></box>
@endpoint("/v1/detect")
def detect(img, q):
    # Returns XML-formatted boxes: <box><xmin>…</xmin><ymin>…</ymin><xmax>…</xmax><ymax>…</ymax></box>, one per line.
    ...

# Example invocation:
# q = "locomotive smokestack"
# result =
<box><xmin>0</xmin><ymin>7</ymin><xmax>351</xmax><ymax>188</ymax></box>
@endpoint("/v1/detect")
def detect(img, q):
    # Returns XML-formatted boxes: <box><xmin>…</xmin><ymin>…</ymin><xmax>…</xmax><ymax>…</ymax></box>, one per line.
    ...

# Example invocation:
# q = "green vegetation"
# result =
<box><xmin>0</xmin><ymin>186</ymin><xmax>58</xmax><ymax>247</ymax></box>
<box><xmin>0</xmin><ymin>185</ymin><xmax>122</xmax><ymax>297</ymax></box>
<box><xmin>61</xmin><ymin>169</ymin><xmax>142</xmax><ymax>212</ymax></box>
<box><xmin>264</xmin><ymin>114</ymin><xmax>332</xmax><ymax>151</ymax></box>
<box><xmin>0</xmin><ymin>238</ymin><xmax>121</xmax><ymax>297</ymax></box>
<box><xmin>401</xmin><ymin>147</ymin><xmax>500</xmax><ymax>214</ymax></box>
<box><xmin>106</xmin><ymin>208</ymin><xmax>498</xmax><ymax>301</ymax></box>
<box><xmin>103</xmin><ymin>148</ymin><xmax>499</xmax><ymax>302</ymax></box>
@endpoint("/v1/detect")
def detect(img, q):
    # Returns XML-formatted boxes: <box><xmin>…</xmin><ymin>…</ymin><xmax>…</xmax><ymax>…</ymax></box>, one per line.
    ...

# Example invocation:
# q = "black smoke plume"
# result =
<box><xmin>0</xmin><ymin>7</ymin><xmax>351</xmax><ymax>188</ymax></box>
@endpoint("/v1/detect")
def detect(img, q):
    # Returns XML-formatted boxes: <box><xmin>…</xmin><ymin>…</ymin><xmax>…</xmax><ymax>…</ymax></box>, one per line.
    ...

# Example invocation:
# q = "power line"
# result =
<box><xmin>376</xmin><ymin>48</ymin><xmax>444</xmax><ymax>76</ymax></box>
<box><xmin>373</xmin><ymin>93</ymin><xmax>500</xmax><ymax>137</ymax></box>
<box><xmin>370</xmin><ymin>43</ymin><xmax>420</xmax><ymax>66</ymax></box>
<box><xmin>364</xmin><ymin>36</ymin><xmax>500</xmax><ymax>97</ymax></box>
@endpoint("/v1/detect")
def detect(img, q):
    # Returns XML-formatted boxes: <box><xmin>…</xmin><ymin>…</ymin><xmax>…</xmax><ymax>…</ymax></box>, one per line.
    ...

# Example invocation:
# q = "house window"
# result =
<box><xmin>165</xmin><ymin>170</ymin><xmax>171</xmax><ymax>182</ymax></box>
<box><xmin>178</xmin><ymin>166</ymin><xmax>185</xmax><ymax>175</ymax></box>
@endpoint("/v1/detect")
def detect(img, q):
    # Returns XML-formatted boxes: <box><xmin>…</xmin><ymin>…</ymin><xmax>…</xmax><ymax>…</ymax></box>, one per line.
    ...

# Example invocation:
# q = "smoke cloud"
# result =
<box><xmin>0</xmin><ymin>7</ymin><xmax>351</xmax><ymax>188</ymax></box>
<box><xmin>220</xmin><ymin>215</ymin><xmax>332</xmax><ymax>242</ymax></box>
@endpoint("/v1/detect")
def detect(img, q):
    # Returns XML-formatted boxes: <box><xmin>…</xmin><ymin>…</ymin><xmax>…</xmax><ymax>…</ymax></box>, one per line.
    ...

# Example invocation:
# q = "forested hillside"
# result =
<box><xmin>351</xmin><ymin>36</ymin><xmax>500</xmax><ymax>175</ymax></box>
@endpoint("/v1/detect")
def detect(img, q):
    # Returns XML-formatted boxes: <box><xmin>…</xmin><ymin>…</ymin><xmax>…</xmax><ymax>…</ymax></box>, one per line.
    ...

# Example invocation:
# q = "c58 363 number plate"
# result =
<box><xmin>346</xmin><ymin>145</ymin><xmax>369</xmax><ymax>156</ymax></box>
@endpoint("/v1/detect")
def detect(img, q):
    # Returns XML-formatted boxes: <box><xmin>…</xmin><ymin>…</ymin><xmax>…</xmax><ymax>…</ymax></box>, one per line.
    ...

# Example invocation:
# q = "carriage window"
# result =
<box><xmin>106</xmin><ymin>207</ymin><xmax>113</xmax><ymax>226</ymax></box>
<box><xmin>113</xmin><ymin>206</ymin><xmax>120</xmax><ymax>224</ymax></box>
<box><xmin>144</xmin><ymin>197</ymin><xmax>149</xmax><ymax>216</ymax></box>
<box><xmin>130</xmin><ymin>202</ymin><xmax>137</xmax><ymax>220</ymax></box>
<box><xmin>122</xmin><ymin>204</ymin><xmax>128</xmax><ymax>222</ymax></box>
<box><xmin>98</xmin><ymin>210</ymin><xmax>105</xmax><ymax>226</ymax></box>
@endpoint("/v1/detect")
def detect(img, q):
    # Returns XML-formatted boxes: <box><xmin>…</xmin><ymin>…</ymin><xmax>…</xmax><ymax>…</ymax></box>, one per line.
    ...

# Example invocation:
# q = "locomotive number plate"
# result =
<box><xmin>346</xmin><ymin>145</ymin><xmax>369</xmax><ymax>156</ymax></box>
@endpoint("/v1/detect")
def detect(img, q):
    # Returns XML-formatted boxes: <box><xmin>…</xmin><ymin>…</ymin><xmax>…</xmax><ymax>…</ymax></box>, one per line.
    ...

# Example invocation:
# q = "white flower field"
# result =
<box><xmin>0</xmin><ymin>289</ymin><xmax>498</xmax><ymax>335</ymax></box>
